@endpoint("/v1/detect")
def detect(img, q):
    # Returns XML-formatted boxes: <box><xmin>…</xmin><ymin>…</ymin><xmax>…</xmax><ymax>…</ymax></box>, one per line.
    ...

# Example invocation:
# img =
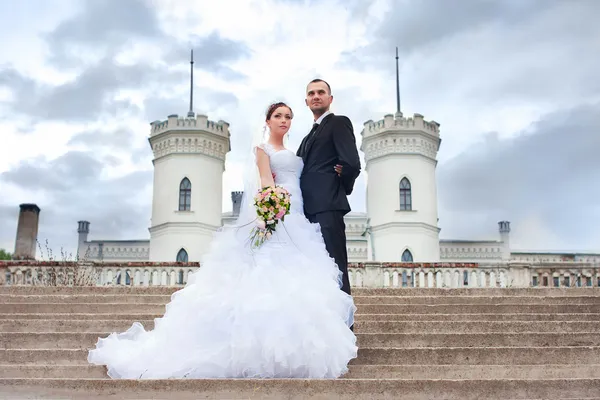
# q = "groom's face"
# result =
<box><xmin>305</xmin><ymin>82</ymin><xmax>332</xmax><ymax>114</ymax></box>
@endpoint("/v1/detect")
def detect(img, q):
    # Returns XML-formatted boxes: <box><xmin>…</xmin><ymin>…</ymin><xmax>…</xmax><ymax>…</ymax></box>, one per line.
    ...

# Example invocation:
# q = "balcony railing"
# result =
<box><xmin>1</xmin><ymin>261</ymin><xmax>599</xmax><ymax>288</ymax></box>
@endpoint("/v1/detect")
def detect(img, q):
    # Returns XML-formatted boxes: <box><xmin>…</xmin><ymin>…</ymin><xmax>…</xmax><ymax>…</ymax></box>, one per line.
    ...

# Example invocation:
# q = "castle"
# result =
<box><xmin>73</xmin><ymin>111</ymin><xmax>599</xmax><ymax>266</ymax></box>
<box><xmin>72</xmin><ymin>52</ymin><xmax>599</xmax><ymax>267</ymax></box>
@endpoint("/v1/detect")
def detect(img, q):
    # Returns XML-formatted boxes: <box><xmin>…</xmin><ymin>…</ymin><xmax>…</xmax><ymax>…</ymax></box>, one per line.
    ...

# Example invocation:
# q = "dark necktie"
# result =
<box><xmin>301</xmin><ymin>123</ymin><xmax>319</xmax><ymax>154</ymax></box>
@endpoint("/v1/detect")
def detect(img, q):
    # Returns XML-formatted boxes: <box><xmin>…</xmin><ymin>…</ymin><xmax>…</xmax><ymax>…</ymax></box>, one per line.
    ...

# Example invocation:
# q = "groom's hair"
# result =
<box><xmin>308</xmin><ymin>79</ymin><xmax>331</xmax><ymax>95</ymax></box>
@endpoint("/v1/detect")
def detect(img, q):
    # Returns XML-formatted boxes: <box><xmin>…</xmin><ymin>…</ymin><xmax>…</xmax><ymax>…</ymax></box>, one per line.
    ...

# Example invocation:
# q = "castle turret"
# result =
<box><xmin>148</xmin><ymin>50</ymin><xmax>231</xmax><ymax>261</ymax></box>
<box><xmin>360</xmin><ymin>48</ymin><xmax>441</xmax><ymax>262</ymax></box>
<box><xmin>13</xmin><ymin>203</ymin><xmax>41</xmax><ymax>260</ymax></box>
<box><xmin>148</xmin><ymin>113</ymin><xmax>231</xmax><ymax>261</ymax></box>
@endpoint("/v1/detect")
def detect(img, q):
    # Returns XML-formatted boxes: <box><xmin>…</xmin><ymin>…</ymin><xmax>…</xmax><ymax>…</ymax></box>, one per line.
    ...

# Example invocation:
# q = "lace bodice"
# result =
<box><xmin>257</xmin><ymin>143</ymin><xmax>304</xmax><ymax>214</ymax></box>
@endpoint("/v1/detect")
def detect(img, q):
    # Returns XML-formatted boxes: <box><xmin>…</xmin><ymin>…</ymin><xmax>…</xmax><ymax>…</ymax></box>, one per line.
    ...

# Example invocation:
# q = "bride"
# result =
<box><xmin>87</xmin><ymin>101</ymin><xmax>358</xmax><ymax>379</ymax></box>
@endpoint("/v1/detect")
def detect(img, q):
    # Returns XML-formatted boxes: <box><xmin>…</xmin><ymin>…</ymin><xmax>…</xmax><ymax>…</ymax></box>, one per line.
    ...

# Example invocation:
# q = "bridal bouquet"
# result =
<box><xmin>249</xmin><ymin>185</ymin><xmax>291</xmax><ymax>248</ymax></box>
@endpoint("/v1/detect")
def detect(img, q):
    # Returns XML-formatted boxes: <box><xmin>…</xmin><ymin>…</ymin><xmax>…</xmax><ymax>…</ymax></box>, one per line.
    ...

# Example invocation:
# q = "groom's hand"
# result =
<box><xmin>334</xmin><ymin>164</ymin><xmax>343</xmax><ymax>176</ymax></box>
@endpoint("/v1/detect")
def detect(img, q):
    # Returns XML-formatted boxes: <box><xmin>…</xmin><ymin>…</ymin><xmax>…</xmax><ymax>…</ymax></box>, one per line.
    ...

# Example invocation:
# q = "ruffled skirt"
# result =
<box><xmin>87</xmin><ymin>212</ymin><xmax>357</xmax><ymax>379</ymax></box>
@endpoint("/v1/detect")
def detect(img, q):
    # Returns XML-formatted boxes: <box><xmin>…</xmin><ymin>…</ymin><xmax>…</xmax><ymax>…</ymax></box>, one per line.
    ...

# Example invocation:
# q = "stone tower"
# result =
<box><xmin>13</xmin><ymin>203</ymin><xmax>41</xmax><ymax>260</ymax></box>
<box><xmin>147</xmin><ymin>114</ymin><xmax>231</xmax><ymax>262</ymax></box>
<box><xmin>148</xmin><ymin>50</ymin><xmax>231</xmax><ymax>262</ymax></box>
<box><xmin>360</xmin><ymin>48</ymin><xmax>441</xmax><ymax>262</ymax></box>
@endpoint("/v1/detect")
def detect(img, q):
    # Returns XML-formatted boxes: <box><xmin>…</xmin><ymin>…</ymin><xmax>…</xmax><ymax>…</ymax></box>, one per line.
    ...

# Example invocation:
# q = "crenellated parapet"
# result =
<box><xmin>440</xmin><ymin>244</ymin><xmax>504</xmax><ymax>261</ymax></box>
<box><xmin>148</xmin><ymin>114</ymin><xmax>231</xmax><ymax>162</ymax></box>
<box><xmin>360</xmin><ymin>112</ymin><xmax>441</xmax><ymax>162</ymax></box>
<box><xmin>150</xmin><ymin>114</ymin><xmax>230</xmax><ymax>138</ymax></box>
<box><xmin>362</xmin><ymin>112</ymin><xmax>440</xmax><ymax>137</ymax></box>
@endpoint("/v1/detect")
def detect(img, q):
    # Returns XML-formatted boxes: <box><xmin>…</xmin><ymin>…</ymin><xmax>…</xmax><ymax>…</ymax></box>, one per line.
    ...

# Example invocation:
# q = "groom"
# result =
<box><xmin>297</xmin><ymin>78</ymin><xmax>361</xmax><ymax>298</ymax></box>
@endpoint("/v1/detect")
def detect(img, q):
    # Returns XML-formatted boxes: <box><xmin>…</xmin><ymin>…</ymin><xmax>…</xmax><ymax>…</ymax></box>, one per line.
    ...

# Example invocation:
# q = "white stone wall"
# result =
<box><xmin>440</xmin><ymin>241</ymin><xmax>504</xmax><ymax>262</ymax></box>
<box><xmin>344</xmin><ymin>213</ymin><xmax>369</xmax><ymax>262</ymax></box>
<box><xmin>78</xmin><ymin>241</ymin><xmax>150</xmax><ymax>262</ymax></box>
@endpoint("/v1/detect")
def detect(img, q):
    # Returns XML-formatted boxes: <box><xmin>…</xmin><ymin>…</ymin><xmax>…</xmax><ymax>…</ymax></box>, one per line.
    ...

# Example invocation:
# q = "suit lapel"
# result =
<box><xmin>304</xmin><ymin>113</ymin><xmax>333</xmax><ymax>159</ymax></box>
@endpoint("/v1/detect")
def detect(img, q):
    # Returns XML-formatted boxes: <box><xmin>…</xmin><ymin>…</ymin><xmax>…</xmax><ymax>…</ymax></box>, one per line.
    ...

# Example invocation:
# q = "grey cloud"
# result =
<box><xmin>1</xmin><ymin>33</ymin><xmax>248</xmax><ymax>125</ymax></box>
<box><xmin>437</xmin><ymin>102</ymin><xmax>600</xmax><ymax>251</ymax></box>
<box><xmin>167</xmin><ymin>32</ymin><xmax>251</xmax><ymax>81</ymax></box>
<box><xmin>338</xmin><ymin>0</ymin><xmax>600</xmax><ymax>107</ymax></box>
<box><xmin>343</xmin><ymin>0</ymin><xmax>561</xmax><ymax>61</ymax></box>
<box><xmin>46</xmin><ymin>0</ymin><xmax>163</xmax><ymax>68</ymax></box>
<box><xmin>382</xmin><ymin>0</ymin><xmax>553</xmax><ymax>55</ymax></box>
<box><xmin>68</xmin><ymin>125</ymin><xmax>153</xmax><ymax>166</ymax></box>
<box><xmin>0</xmin><ymin>151</ymin><xmax>153</xmax><ymax>257</ymax></box>
<box><xmin>0</xmin><ymin>60</ymin><xmax>182</xmax><ymax>123</ymax></box>
<box><xmin>68</xmin><ymin>127</ymin><xmax>137</xmax><ymax>148</ymax></box>
<box><xmin>144</xmin><ymin>89</ymin><xmax>239</xmax><ymax>122</ymax></box>
<box><xmin>0</xmin><ymin>205</ymin><xmax>18</xmax><ymax>254</ymax></box>
<box><xmin>1</xmin><ymin>152</ymin><xmax>103</xmax><ymax>192</ymax></box>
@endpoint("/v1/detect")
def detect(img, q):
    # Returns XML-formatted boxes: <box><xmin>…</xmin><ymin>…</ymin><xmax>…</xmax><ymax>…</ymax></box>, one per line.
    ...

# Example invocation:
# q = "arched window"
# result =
<box><xmin>401</xmin><ymin>249</ymin><xmax>413</xmax><ymax>262</ymax></box>
<box><xmin>179</xmin><ymin>178</ymin><xmax>191</xmax><ymax>211</ymax></box>
<box><xmin>399</xmin><ymin>178</ymin><xmax>412</xmax><ymax>210</ymax></box>
<box><xmin>176</xmin><ymin>248</ymin><xmax>188</xmax><ymax>263</ymax></box>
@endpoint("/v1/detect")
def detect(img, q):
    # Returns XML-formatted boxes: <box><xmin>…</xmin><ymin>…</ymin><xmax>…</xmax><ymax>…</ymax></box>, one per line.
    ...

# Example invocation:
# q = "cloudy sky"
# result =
<box><xmin>1</xmin><ymin>0</ymin><xmax>599</xmax><ymax>259</ymax></box>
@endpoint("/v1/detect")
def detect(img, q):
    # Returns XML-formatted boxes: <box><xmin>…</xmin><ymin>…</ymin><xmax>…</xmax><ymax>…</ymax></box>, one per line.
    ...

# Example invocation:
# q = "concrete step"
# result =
<box><xmin>0</xmin><ymin>313</ymin><xmax>162</xmax><ymax>320</ymax></box>
<box><xmin>343</xmin><ymin>364</ymin><xmax>600</xmax><ymax>380</ymax></box>
<box><xmin>3</xmin><ymin>319</ymin><xmax>599</xmax><ymax>334</ymax></box>
<box><xmin>355</xmin><ymin>313</ymin><xmax>600</xmax><ymax>321</ymax></box>
<box><xmin>0</xmin><ymin>294</ymin><xmax>172</xmax><ymax>304</ymax></box>
<box><xmin>4</xmin><ymin>363</ymin><xmax>600</xmax><ymax>380</ymax></box>
<box><xmin>352</xmin><ymin>346</ymin><xmax>600</xmax><ymax>365</ymax></box>
<box><xmin>4</xmin><ymin>294</ymin><xmax>600</xmax><ymax>305</ymax></box>
<box><xmin>5</xmin><ymin>302</ymin><xmax>600</xmax><ymax>315</ymax></box>
<box><xmin>2</xmin><ymin>286</ymin><xmax>600</xmax><ymax>296</ymax></box>
<box><xmin>355</xmin><ymin>321</ymin><xmax>600</xmax><ymax>334</ymax></box>
<box><xmin>352</xmin><ymin>295</ymin><xmax>600</xmax><ymax>305</ymax></box>
<box><xmin>0</xmin><ymin>303</ymin><xmax>165</xmax><ymax>314</ymax></box>
<box><xmin>0</xmin><ymin>320</ymin><xmax>155</xmax><ymax>333</ymax></box>
<box><xmin>1</xmin><ymin>377</ymin><xmax>600</xmax><ymax>400</ymax></box>
<box><xmin>3</xmin><ymin>346</ymin><xmax>599</xmax><ymax>366</ymax></box>
<box><xmin>357</xmin><ymin>303</ymin><xmax>600</xmax><ymax>314</ymax></box>
<box><xmin>3</xmin><ymin>332</ymin><xmax>600</xmax><ymax>350</ymax></box>
<box><xmin>3</xmin><ymin>312</ymin><xmax>599</xmax><ymax>322</ymax></box>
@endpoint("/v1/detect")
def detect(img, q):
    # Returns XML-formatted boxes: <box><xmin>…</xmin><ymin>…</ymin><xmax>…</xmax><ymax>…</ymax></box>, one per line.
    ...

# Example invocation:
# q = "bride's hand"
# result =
<box><xmin>334</xmin><ymin>164</ymin><xmax>342</xmax><ymax>176</ymax></box>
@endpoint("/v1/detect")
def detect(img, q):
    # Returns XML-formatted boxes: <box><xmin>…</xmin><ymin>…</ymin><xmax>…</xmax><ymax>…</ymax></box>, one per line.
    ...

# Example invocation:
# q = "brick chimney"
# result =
<box><xmin>13</xmin><ymin>203</ymin><xmax>41</xmax><ymax>260</ymax></box>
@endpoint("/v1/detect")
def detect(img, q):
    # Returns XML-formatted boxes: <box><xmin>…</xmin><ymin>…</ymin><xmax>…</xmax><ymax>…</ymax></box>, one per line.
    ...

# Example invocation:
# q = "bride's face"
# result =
<box><xmin>267</xmin><ymin>106</ymin><xmax>293</xmax><ymax>138</ymax></box>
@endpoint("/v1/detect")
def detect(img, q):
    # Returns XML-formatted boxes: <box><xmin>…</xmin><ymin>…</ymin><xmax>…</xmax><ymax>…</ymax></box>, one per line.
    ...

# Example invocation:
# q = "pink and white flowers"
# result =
<box><xmin>249</xmin><ymin>185</ymin><xmax>291</xmax><ymax>248</ymax></box>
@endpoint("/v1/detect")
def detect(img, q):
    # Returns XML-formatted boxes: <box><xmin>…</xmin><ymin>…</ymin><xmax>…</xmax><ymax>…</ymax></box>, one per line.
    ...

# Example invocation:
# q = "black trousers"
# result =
<box><xmin>306</xmin><ymin>210</ymin><xmax>352</xmax><ymax>296</ymax></box>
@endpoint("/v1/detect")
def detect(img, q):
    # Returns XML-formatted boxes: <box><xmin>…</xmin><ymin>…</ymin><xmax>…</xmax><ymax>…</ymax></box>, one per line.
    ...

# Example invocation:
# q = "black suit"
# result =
<box><xmin>296</xmin><ymin>113</ymin><xmax>361</xmax><ymax>296</ymax></box>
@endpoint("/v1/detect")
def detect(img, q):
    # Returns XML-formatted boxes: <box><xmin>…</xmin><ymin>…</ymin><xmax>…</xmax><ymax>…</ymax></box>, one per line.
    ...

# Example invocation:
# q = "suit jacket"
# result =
<box><xmin>296</xmin><ymin>113</ymin><xmax>361</xmax><ymax>215</ymax></box>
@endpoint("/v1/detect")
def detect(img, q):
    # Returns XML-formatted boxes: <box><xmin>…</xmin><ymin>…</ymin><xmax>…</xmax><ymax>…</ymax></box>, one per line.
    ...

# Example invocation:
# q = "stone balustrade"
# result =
<box><xmin>1</xmin><ymin>260</ymin><xmax>599</xmax><ymax>288</ymax></box>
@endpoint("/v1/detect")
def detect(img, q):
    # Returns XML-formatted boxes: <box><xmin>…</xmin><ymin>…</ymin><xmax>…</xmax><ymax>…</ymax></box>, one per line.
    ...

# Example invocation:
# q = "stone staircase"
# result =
<box><xmin>1</xmin><ymin>286</ymin><xmax>600</xmax><ymax>399</ymax></box>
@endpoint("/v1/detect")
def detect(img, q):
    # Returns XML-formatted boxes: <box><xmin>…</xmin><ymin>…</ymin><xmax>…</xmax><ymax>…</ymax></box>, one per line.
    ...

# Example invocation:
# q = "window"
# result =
<box><xmin>176</xmin><ymin>248</ymin><xmax>188</xmax><ymax>262</ymax></box>
<box><xmin>399</xmin><ymin>178</ymin><xmax>411</xmax><ymax>210</ymax></box>
<box><xmin>179</xmin><ymin>178</ymin><xmax>191</xmax><ymax>211</ymax></box>
<box><xmin>401</xmin><ymin>249</ymin><xmax>413</xmax><ymax>262</ymax></box>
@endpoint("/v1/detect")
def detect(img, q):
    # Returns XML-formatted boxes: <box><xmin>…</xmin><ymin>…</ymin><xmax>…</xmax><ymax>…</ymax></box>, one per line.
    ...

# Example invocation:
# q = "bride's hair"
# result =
<box><xmin>266</xmin><ymin>102</ymin><xmax>294</xmax><ymax>121</ymax></box>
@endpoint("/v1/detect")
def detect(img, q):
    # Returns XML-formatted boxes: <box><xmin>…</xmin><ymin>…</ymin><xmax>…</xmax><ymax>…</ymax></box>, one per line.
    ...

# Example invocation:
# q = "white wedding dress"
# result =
<box><xmin>87</xmin><ymin>142</ymin><xmax>358</xmax><ymax>379</ymax></box>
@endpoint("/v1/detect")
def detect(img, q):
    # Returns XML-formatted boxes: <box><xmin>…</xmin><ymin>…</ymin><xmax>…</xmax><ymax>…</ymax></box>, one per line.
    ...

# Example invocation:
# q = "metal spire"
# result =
<box><xmin>395</xmin><ymin>46</ymin><xmax>401</xmax><ymax>115</ymax></box>
<box><xmin>187</xmin><ymin>49</ymin><xmax>195</xmax><ymax>118</ymax></box>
